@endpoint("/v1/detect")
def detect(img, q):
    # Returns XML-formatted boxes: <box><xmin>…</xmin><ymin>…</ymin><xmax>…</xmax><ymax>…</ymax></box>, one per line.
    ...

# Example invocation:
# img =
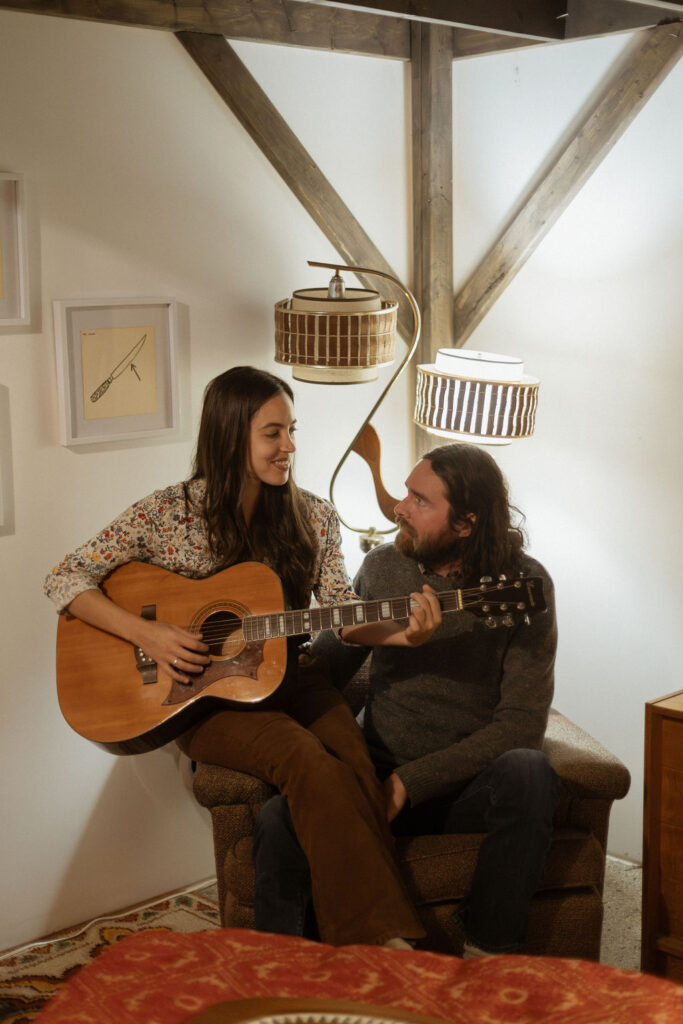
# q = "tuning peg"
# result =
<box><xmin>516</xmin><ymin>602</ymin><xmax>526</xmax><ymax>611</ymax></box>
<box><xmin>498</xmin><ymin>574</ymin><xmax>507</xmax><ymax>581</ymax></box>
<box><xmin>502</xmin><ymin>614</ymin><xmax>515</xmax><ymax>627</ymax></box>
<box><xmin>480</xmin><ymin>576</ymin><xmax>492</xmax><ymax>587</ymax></box>
<box><xmin>484</xmin><ymin>616</ymin><xmax>498</xmax><ymax>629</ymax></box>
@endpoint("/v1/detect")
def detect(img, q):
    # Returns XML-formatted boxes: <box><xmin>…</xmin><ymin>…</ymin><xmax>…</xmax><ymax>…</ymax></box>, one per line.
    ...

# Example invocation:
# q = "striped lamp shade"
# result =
<box><xmin>414</xmin><ymin>349</ymin><xmax>539</xmax><ymax>445</ymax></box>
<box><xmin>275</xmin><ymin>287</ymin><xmax>397</xmax><ymax>384</ymax></box>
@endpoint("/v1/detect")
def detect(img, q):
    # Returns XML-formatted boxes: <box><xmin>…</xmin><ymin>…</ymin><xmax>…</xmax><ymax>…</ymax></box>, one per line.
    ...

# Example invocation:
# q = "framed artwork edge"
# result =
<box><xmin>0</xmin><ymin>171</ymin><xmax>31</xmax><ymax>328</ymax></box>
<box><xmin>53</xmin><ymin>296</ymin><xmax>179</xmax><ymax>447</ymax></box>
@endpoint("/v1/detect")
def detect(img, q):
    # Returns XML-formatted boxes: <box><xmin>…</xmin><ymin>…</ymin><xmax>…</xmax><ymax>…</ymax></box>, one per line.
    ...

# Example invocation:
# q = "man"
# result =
<box><xmin>254</xmin><ymin>443</ymin><xmax>558</xmax><ymax>955</ymax></box>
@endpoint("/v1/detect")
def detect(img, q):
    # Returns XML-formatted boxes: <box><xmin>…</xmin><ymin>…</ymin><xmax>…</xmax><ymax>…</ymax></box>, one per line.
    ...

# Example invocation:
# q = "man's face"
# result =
<box><xmin>393</xmin><ymin>459</ymin><xmax>471</xmax><ymax>567</ymax></box>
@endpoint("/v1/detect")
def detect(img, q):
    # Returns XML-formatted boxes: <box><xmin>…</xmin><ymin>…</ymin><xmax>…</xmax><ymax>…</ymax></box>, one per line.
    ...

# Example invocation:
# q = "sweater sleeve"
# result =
<box><xmin>396</xmin><ymin>574</ymin><xmax>558</xmax><ymax>806</ymax></box>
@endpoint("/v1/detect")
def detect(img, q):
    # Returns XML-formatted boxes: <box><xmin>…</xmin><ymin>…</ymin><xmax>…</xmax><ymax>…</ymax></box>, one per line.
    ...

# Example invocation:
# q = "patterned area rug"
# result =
<box><xmin>0</xmin><ymin>887</ymin><xmax>220</xmax><ymax>1023</ymax></box>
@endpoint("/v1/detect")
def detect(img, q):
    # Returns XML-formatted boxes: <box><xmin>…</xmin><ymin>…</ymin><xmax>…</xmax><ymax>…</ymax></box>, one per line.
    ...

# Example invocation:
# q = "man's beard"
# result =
<box><xmin>394</xmin><ymin>516</ymin><xmax>466</xmax><ymax>571</ymax></box>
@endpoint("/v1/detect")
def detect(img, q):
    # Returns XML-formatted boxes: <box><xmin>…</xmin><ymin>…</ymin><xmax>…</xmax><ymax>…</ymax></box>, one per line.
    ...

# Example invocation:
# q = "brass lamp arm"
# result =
<box><xmin>307</xmin><ymin>261</ymin><xmax>421</xmax><ymax>535</ymax></box>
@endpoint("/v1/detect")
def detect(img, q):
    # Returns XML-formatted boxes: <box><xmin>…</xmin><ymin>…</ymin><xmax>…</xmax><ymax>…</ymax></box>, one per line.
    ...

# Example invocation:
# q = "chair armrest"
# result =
<box><xmin>192</xmin><ymin>763</ymin><xmax>274</xmax><ymax>809</ymax></box>
<box><xmin>543</xmin><ymin>709</ymin><xmax>631</xmax><ymax>801</ymax></box>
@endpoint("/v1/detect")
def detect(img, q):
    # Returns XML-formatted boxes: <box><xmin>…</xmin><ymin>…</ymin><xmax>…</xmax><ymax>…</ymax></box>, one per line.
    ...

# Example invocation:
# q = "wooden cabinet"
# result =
<box><xmin>642</xmin><ymin>690</ymin><xmax>683</xmax><ymax>981</ymax></box>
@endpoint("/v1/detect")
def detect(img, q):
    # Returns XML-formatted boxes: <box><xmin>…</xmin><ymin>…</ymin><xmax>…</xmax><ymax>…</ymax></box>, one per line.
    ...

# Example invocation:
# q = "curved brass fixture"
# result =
<box><xmin>307</xmin><ymin>261</ymin><xmax>422</xmax><ymax>539</ymax></box>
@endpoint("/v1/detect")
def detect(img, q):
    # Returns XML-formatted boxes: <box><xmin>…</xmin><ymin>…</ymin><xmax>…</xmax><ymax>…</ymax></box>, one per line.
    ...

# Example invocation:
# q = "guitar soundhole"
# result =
<box><xmin>195</xmin><ymin>608</ymin><xmax>245</xmax><ymax>661</ymax></box>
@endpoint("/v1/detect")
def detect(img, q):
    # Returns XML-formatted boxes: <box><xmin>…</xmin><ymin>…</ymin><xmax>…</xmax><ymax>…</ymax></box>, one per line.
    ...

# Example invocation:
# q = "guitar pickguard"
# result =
<box><xmin>162</xmin><ymin>640</ymin><xmax>266</xmax><ymax>706</ymax></box>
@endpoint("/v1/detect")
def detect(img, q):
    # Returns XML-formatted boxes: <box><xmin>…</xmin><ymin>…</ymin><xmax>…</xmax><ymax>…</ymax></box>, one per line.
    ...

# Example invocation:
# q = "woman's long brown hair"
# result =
<box><xmin>424</xmin><ymin>443</ymin><xmax>526</xmax><ymax>583</ymax></box>
<box><xmin>187</xmin><ymin>366</ymin><xmax>317</xmax><ymax>608</ymax></box>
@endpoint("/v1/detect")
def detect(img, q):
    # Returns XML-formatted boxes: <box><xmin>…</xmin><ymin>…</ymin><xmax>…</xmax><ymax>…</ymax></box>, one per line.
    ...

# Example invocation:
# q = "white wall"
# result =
<box><xmin>0</xmin><ymin>10</ymin><xmax>409</xmax><ymax>951</ymax></box>
<box><xmin>0</xmin><ymin>9</ymin><xmax>680</xmax><ymax>951</ymax></box>
<box><xmin>451</xmin><ymin>35</ymin><xmax>683</xmax><ymax>859</ymax></box>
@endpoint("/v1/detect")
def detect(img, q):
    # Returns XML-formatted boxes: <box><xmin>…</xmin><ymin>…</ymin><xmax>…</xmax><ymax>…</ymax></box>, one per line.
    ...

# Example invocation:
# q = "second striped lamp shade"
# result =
<box><xmin>414</xmin><ymin>349</ymin><xmax>539</xmax><ymax>445</ymax></box>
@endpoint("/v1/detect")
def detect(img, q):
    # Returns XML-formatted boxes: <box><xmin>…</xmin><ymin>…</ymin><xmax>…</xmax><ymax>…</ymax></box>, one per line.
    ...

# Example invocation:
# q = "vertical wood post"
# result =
<box><xmin>411</xmin><ymin>22</ymin><xmax>454</xmax><ymax>454</ymax></box>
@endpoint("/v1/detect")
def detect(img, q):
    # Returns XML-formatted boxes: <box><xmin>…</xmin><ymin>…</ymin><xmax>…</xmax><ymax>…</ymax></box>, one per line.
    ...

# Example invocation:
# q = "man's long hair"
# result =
<box><xmin>187</xmin><ymin>366</ymin><xmax>317</xmax><ymax>608</ymax></box>
<box><xmin>423</xmin><ymin>444</ymin><xmax>526</xmax><ymax>582</ymax></box>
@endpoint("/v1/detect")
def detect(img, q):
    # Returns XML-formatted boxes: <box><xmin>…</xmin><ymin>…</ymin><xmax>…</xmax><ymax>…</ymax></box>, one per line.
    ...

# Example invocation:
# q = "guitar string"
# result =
<box><xmin>174</xmin><ymin>585</ymin><xmax>528</xmax><ymax>644</ymax></box>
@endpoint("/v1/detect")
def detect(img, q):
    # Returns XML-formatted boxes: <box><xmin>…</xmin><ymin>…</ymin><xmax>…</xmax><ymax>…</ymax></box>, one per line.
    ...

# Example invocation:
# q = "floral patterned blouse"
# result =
<box><xmin>44</xmin><ymin>479</ymin><xmax>357</xmax><ymax>614</ymax></box>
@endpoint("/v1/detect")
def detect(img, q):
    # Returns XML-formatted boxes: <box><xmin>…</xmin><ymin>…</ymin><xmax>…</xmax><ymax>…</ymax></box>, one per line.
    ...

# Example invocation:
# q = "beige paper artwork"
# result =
<box><xmin>81</xmin><ymin>326</ymin><xmax>158</xmax><ymax>420</ymax></box>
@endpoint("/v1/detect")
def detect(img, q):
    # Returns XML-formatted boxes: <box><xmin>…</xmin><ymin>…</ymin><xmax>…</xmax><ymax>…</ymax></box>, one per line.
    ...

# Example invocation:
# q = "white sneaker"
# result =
<box><xmin>383</xmin><ymin>937</ymin><xmax>414</xmax><ymax>950</ymax></box>
<box><xmin>462</xmin><ymin>941</ymin><xmax>498</xmax><ymax>959</ymax></box>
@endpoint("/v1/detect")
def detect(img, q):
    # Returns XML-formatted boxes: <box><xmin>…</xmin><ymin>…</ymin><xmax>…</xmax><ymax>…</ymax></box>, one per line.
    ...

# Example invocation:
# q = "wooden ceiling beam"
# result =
<box><xmin>452</xmin><ymin>29</ymin><xmax>546</xmax><ymax>59</ymax></box>
<box><xmin>617</xmin><ymin>0</ymin><xmax>682</xmax><ymax>10</ymax></box>
<box><xmin>565</xmin><ymin>1</ymin><xmax>682</xmax><ymax>38</ymax></box>
<box><xmin>452</xmin><ymin>21</ymin><xmax>683</xmax><ymax>347</ymax></box>
<box><xmin>0</xmin><ymin>0</ymin><xmax>552</xmax><ymax>59</ymax></box>
<box><xmin>0</xmin><ymin>1</ymin><xmax>411</xmax><ymax>58</ymax></box>
<box><xmin>177</xmin><ymin>31</ymin><xmax>413</xmax><ymax>338</ymax></box>
<box><xmin>302</xmin><ymin>1</ymin><xmax>567</xmax><ymax>40</ymax></box>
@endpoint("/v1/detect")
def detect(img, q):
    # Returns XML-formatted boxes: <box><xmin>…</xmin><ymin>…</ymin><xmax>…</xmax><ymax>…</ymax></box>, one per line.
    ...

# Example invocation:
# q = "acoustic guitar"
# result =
<box><xmin>56</xmin><ymin>560</ymin><xmax>546</xmax><ymax>755</ymax></box>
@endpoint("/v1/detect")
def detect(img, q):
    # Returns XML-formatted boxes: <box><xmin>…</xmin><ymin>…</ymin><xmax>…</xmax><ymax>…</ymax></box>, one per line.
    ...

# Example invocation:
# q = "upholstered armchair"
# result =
<box><xmin>191</xmin><ymin>658</ymin><xmax>630</xmax><ymax>960</ymax></box>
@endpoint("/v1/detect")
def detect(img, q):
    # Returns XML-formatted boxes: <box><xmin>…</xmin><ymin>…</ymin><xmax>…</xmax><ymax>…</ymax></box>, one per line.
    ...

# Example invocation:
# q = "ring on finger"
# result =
<box><xmin>173</xmin><ymin>657</ymin><xmax>179</xmax><ymax>666</ymax></box>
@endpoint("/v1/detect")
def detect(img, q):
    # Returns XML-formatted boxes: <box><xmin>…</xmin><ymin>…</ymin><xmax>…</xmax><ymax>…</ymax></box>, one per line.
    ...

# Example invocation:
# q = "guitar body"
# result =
<box><xmin>56</xmin><ymin>560</ymin><xmax>546</xmax><ymax>757</ymax></box>
<box><xmin>56</xmin><ymin>561</ymin><xmax>287</xmax><ymax>755</ymax></box>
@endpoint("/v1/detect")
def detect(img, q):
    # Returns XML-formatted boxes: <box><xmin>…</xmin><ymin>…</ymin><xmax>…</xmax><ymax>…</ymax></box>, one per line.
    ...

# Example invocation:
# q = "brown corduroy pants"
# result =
<box><xmin>177</xmin><ymin>653</ymin><xmax>424</xmax><ymax>947</ymax></box>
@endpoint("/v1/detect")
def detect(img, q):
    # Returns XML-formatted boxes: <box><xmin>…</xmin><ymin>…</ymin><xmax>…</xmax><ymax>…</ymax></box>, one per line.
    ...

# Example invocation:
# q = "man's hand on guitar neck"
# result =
<box><xmin>66</xmin><ymin>589</ymin><xmax>210</xmax><ymax>684</ymax></box>
<box><xmin>341</xmin><ymin>584</ymin><xmax>442</xmax><ymax>647</ymax></box>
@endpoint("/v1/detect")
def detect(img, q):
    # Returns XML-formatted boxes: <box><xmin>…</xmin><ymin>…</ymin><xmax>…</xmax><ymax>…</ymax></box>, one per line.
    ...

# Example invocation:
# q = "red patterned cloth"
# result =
<box><xmin>38</xmin><ymin>927</ymin><xmax>682</xmax><ymax>1024</ymax></box>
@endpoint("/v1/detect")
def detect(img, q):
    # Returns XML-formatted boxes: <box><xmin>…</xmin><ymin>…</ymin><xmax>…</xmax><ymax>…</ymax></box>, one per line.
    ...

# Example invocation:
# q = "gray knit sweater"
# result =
<box><xmin>312</xmin><ymin>543</ymin><xmax>557</xmax><ymax>807</ymax></box>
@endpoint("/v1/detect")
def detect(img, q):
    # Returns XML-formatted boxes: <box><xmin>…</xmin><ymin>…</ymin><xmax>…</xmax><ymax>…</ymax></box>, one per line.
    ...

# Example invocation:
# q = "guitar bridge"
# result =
<box><xmin>134</xmin><ymin>604</ymin><xmax>157</xmax><ymax>684</ymax></box>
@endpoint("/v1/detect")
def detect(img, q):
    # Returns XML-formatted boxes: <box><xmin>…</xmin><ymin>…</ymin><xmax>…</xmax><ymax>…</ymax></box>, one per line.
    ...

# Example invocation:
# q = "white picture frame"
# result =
<box><xmin>0</xmin><ymin>172</ymin><xmax>30</xmax><ymax>327</ymax></box>
<box><xmin>0</xmin><ymin>384</ymin><xmax>14</xmax><ymax>535</ymax></box>
<box><xmin>53</xmin><ymin>297</ymin><xmax>178</xmax><ymax>446</ymax></box>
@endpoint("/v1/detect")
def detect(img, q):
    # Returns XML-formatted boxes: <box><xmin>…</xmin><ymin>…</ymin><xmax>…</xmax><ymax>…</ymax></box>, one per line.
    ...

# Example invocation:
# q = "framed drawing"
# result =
<box><xmin>53</xmin><ymin>297</ymin><xmax>178</xmax><ymax>446</ymax></box>
<box><xmin>0</xmin><ymin>172</ymin><xmax>30</xmax><ymax>327</ymax></box>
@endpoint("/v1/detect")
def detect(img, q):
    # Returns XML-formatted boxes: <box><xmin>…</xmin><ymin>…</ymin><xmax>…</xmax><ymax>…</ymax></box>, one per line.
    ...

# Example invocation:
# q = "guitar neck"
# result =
<box><xmin>241</xmin><ymin>589</ymin><xmax>465</xmax><ymax>642</ymax></box>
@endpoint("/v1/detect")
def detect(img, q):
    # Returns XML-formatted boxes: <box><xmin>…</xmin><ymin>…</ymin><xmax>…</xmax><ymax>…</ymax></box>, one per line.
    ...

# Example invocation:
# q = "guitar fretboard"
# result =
<box><xmin>241</xmin><ymin>589</ymin><xmax>466</xmax><ymax>642</ymax></box>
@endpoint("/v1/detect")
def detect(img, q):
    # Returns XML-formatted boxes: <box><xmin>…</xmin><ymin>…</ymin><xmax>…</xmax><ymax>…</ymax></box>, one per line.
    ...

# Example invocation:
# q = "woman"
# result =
<box><xmin>45</xmin><ymin>366</ymin><xmax>440</xmax><ymax>948</ymax></box>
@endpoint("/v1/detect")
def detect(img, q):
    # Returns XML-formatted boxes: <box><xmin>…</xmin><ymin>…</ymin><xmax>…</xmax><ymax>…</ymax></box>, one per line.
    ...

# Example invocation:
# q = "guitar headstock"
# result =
<box><xmin>464</xmin><ymin>575</ymin><xmax>546</xmax><ymax>628</ymax></box>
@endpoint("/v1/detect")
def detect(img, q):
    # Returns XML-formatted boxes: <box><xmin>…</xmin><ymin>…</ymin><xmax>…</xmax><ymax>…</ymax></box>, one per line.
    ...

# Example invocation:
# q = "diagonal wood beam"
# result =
<box><xmin>0</xmin><ymin>0</ymin><xmax>411</xmax><ymax>58</ymax></box>
<box><xmin>177</xmin><ymin>31</ymin><xmax>413</xmax><ymax>339</ymax></box>
<box><xmin>453</xmin><ymin>21</ymin><xmax>682</xmax><ymax>347</ymax></box>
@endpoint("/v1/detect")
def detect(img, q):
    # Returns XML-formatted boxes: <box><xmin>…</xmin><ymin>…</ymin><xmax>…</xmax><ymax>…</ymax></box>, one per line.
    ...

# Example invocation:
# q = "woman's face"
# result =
<box><xmin>246</xmin><ymin>392</ymin><xmax>297</xmax><ymax>487</ymax></box>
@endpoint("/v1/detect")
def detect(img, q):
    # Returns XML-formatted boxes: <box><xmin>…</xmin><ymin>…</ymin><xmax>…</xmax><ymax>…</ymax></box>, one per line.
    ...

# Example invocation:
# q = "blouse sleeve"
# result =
<box><xmin>43</xmin><ymin>493</ymin><xmax>162</xmax><ymax>612</ymax></box>
<box><xmin>307</xmin><ymin>494</ymin><xmax>358</xmax><ymax>608</ymax></box>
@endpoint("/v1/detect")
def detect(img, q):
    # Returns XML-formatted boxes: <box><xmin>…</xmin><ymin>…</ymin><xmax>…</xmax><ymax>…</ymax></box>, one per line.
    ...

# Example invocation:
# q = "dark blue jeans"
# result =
<box><xmin>253</xmin><ymin>748</ymin><xmax>558</xmax><ymax>952</ymax></box>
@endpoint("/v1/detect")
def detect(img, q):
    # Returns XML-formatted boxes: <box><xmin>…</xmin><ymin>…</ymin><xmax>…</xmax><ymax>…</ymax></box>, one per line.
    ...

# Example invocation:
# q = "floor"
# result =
<box><xmin>197</xmin><ymin>854</ymin><xmax>644</xmax><ymax>970</ymax></box>
<box><xmin>1</xmin><ymin>855</ymin><xmax>643</xmax><ymax>970</ymax></box>
<box><xmin>599</xmin><ymin>856</ymin><xmax>643</xmax><ymax>971</ymax></box>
